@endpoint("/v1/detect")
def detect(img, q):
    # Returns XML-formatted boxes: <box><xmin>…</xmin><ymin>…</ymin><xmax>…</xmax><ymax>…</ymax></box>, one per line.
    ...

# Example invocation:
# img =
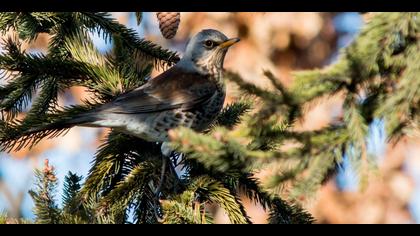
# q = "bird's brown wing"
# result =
<box><xmin>102</xmin><ymin>66</ymin><xmax>218</xmax><ymax>114</ymax></box>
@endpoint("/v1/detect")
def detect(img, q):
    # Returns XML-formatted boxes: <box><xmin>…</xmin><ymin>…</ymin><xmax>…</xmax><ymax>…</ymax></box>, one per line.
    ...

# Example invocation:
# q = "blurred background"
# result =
<box><xmin>1</xmin><ymin>12</ymin><xmax>419</xmax><ymax>224</ymax></box>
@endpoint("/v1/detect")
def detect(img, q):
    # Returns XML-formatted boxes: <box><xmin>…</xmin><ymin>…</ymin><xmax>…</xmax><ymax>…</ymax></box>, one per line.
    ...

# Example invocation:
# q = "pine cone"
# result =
<box><xmin>156</xmin><ymin>12</ymin><xmax>180</xmax><ymax>39</ymax></box>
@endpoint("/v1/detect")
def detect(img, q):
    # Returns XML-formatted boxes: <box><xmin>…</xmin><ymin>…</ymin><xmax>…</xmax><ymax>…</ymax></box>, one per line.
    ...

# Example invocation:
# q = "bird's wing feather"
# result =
<box><xmin>101</xmin><ymin>66</ymin><xmax>217</xmax><ymax>114</ymax></box>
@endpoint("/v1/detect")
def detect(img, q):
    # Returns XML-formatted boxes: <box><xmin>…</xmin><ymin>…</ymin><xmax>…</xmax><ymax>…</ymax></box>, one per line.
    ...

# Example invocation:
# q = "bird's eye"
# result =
<box><xmin>204</xmin><ymin>40</ymin><xmax>215</xmax><ymax>48</ymax></box>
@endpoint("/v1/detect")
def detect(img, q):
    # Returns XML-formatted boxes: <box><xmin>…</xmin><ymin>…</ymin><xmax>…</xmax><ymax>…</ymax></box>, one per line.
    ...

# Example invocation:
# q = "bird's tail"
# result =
<box><xmin>0</xmin><ymin>110</ymin><xmax>99</xmax><ymax>152</ymax></box>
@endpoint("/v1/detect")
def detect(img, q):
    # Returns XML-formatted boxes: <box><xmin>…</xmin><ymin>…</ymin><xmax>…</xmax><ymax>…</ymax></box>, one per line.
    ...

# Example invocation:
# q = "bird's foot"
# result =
<box><xmin>153</xmin><ymin>142</ymin><xmax>172</xmax><ymax>222</ymax></box>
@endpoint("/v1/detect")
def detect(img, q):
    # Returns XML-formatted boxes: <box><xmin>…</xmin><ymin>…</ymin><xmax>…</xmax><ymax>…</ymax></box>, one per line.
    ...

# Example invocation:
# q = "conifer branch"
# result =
<box><xmin>189</xmin><ymin>176</ymin><xmax>251</xmax><ymax>224</ymax></box>
<box><xmin>28</xmin><ymin>160</ymin><xmax>61</xmax><ymax>224</ymax></box>
<box><xmin>74</xmin><ymin>12</ymin><xmax>180</xmax><ymax>69</ymax></box>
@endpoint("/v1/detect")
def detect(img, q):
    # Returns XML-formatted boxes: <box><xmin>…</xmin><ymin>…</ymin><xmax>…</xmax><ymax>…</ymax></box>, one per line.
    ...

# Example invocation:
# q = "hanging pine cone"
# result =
<box><xmin>156</xmin><ymin>12</ymin><xmax>180</xmax><ymax>39</ymax></box>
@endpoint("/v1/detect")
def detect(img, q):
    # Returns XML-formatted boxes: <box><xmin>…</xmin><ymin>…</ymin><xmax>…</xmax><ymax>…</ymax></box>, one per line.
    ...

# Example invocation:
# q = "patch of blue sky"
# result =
<box><xmin>336</xmin><ymin>153</ymin><xmax>360</xmax><ymax>192</ymax></box>
<box><xmin>366</xmin><ymin>119</ymin><xmax>386</xmax><ymax>163</ymax></box>
<box><xmin>89</xmin><ymin>28</ymin><xmax>113</xmax><ymax>54</ymax></box>
<box><xmin>333</xmin><ymin>12</ymin><xmax>364</xmax><ymax>35</ymax></box>
<box><xmin>409</xmin><ymin>189</ymin><xmax>420</xmax><ymax>223</ymax></box>
<box><xmin>326</xmin><ymin>12</ymin><xmax>364</xmax><ymax>65</ymax></box>
<box><xmin>126</xmin><ymin>12</ymin><xmax>145</xmax><ymax>37</ymax></box>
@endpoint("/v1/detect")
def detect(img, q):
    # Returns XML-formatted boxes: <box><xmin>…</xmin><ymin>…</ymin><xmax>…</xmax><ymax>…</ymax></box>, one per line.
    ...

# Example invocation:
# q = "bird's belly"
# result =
<box><xmin>91</xmin><ymin>113</ymin><xmax>166</xmax><ymax>142</ymax></box>
<box><xmin>93</xmin><ymin>111</ymin><xmax>199</xmax><ymax>142</ymax></box>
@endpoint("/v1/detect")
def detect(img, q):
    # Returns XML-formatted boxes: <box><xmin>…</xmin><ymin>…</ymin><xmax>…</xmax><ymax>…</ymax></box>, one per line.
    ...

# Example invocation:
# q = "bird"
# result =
<box><xmin>13</xmin><ymin>29</ymin><xmax>240</xmax><ymax>156</ymax></box>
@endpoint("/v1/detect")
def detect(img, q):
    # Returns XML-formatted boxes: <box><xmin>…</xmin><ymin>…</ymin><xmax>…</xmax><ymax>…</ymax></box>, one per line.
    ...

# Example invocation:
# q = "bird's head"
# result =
<box><xmin>181</xmin><ymin>29</ymin><xmax>240</xmax><ymax>73</ymax></box>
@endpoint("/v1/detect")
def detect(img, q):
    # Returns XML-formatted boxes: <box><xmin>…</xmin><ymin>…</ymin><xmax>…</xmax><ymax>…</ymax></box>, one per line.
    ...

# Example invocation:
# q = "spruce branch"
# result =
<box><xmin>28</xmin><ymin>160</ymin><xmax>61</xmax><ymax>224</ymax></box>
<box><xmin>134</xmin><ymin>185</ymin><xmax>160</xmax><ymax>224</ymax></box>
<box><xmin>268</xmin><ymin>198</ymin><xmax>315</xmax><ymax>224</ymax></box>
<box><xmin>291</xmin><ymin>60</ymin><xmax>351</xmax><ymax>104</ymax></box>
<box><xmin>189</xmin><ymin>176</ymin><xmax>251</xmax><ymax>224</ymax></box>
<box><xmin>81</xmin><ymin>131</ymin><xmax>162</xmax><ymax>199</ymax></box>
<box><xmin>0</xmin><ymin>12</ymin><xmax>64</xmax><ymax>42</ymax></box>
<box><xmin>289</xmin><ymin>153</ymin><xmax>337</xmax><ymax>200</ymax></box>
<box><xmin>169</xmin><ymin>127</ymin><xmax>271</xmax><ymax>174</ymax></box>
<box><xmin>161</xmin><ymin>190</ymin><xmax>203</xmax><ymax>224</ymax></box>
<box><xmin>61</xmin><ymin>172</ymin><xmax>86</xmax><ymax>220</ymax></box>
<box><xmin>226</xmin><ymin>71</ymin><xmax>283</xmax><ymax>104</ymax></box>
<box><xmin>111</xmin><ymin>32</ymin><xmax>153</xmax><ymax>89</ymax></box>
<box><xmin>63</xmin><ymin>30</ymin><xmax>125</xmax><ymax>100</ymax></box>
<box><xmin>0</xmin><ymin>36</ymin><xmax>90</xmax><ymax>119</ymax></box>
<box><xmin>74</xmin><ymin>12</ymin><xmax>180</xmax><ymax>69</ymax></box>
<box><xmin>375</xmin><ymin>44</ymin><xmax>420</xmax><ymax>139</ymax></box>
<box><xmin>236</xmin><ymin>173</ymin><xmax>314</xmax><ymax>224</ymax></box>
<box><xmin>212</xmin><ymin>101</ymin><xmax>251</xmax><ymax>129</ymax></box>
<box><xmin>98</xmin><ymin>161</ymin><xmax>156</xmax><ymax>223</ymax></box>
<box><xmin>0</xmin><ymin>101</ymin><xmax>100</xmax><ymax>152</ymax></box>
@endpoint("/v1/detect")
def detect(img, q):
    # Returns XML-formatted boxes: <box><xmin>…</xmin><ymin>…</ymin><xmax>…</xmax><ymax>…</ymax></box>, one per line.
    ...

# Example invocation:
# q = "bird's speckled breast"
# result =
<box><xmin>191</xmin><ymin>87</ymin><xmax>226</xmax><ymax>131</ymax></box>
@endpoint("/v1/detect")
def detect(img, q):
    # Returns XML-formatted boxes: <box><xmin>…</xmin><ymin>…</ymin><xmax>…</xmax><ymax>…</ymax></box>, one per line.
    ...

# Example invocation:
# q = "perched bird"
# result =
<box><xmin>19</xmin><ymin>29</ymin><xmax>240</xmax><ymax>156</ymax></box>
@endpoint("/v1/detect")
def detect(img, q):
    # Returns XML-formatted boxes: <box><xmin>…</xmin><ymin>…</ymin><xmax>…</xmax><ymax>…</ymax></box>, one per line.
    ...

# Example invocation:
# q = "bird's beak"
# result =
<box><xmin>219</xmin><ymin>38</ymin><xmax>240</xmax><ymax>49</ymax></box>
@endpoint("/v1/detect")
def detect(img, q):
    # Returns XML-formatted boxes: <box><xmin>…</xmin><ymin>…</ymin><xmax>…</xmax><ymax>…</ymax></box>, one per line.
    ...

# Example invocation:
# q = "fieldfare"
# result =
<box><xmin>34</xmin><ymin>29</ymin><xmax>240</xmax><ymax>156</ymax></box>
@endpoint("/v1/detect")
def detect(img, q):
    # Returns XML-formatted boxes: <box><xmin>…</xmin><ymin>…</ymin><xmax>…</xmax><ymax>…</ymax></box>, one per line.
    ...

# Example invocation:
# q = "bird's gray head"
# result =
<box><xmin>181</xmin><ymin>29</ymin><xmax>240</xmax><ymax>74</ymax></box>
